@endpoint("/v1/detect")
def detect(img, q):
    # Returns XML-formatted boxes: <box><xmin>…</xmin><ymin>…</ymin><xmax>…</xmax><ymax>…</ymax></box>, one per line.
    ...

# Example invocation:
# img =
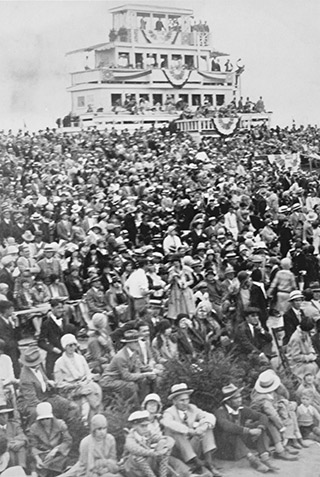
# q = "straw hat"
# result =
<box><xmin>128</xmin><ymin>410</ymin><xmax>150</xmax><ymax>424</ymax></box>
<box><xmin>288</xmin><ymin>290</ymin><xmax>304</xmax><ymax>301</ymax></box>
<box><xmin>254</xmin><ymin>370</ymin><xmax>281</xmax><ymax>394</ymax></box>
<box><xmin>120</xmin><ymin>330</ymin><xmax>140</xmax><ymax>343</ymax></box>
<box><xmin>168</xmin><ymin>383</ymin><xmax>194</xmax><ymax>400</ymax></box>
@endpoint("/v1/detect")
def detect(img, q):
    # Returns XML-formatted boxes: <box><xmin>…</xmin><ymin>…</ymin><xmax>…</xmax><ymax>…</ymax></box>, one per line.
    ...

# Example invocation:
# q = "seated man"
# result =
<box><xmin>215</xmin><ymin>384</ymin><xmax>279</xmax><ymax>473</ymax></box>
<box><xmin>124</xmin><ymin>410</ymin><xmax>172</xmax><ymax>477</ymax></box>
<box><xmin>0</xmin><ymin>402</ymin><xmax>28</xmax><ymax>470</ymax></box>
<box><xmin>100</xmin><ymin>329</ymin><xmax>156</xmax><ymax>403</ymax></box>
<box><xmin>233</xmin><ymin>307</ymin><xmax>272</xmax><ymax>362</ymax></box>
<box><xmin>162</xmin><ymin>383</ymin><xmax>221</xmax><ymax>476</ymax></box>
<box><xmin>29</xmin><ymin>402</ymin><xmax>72</xmax><ymax>477</ymax></box>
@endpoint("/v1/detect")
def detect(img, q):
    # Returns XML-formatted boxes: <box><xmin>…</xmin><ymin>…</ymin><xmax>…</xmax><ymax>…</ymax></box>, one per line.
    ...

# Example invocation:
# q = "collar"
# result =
<box><xmin>225</xmin><ymin>404</ymin><xmax>243</xmax><ymax>415</ymax></box>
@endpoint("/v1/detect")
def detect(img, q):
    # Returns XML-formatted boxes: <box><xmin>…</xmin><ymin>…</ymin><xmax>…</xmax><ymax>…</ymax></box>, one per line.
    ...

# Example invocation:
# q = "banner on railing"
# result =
<box><xmin>212</xmin><ymin>117</ymin><xmax>239</xmax><ymax>136</ymax></box>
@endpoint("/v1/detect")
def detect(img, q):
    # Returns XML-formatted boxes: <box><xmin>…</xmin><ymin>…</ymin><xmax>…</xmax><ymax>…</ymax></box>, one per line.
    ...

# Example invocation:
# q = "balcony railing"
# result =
<box><xmin>110</xmin><ymin>28</ymin><xmax>211</xmax><ymax>47</ymax></box>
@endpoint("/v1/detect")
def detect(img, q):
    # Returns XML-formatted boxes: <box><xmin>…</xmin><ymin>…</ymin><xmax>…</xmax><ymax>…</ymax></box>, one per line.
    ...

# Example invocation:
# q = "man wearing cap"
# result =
<box><xmin>38</xmin><ymin>299</ymin><xmax>74</xmax><ymax>379</ymax></box>
<box><xmin>29</xmin><ymin>402</ymin><xmax>72</xmax><ymax>476</ymax></box>
<box><xmin>124</xmin><ymin>410</ymin><xmax>172</xmax><ymax>477</ymax></box>
<box><xmin>283</xmin><ymin>290</ymin><xmax>305</xmax><ymax>345</ymax></box>
<box><xmin>215</xmin><ymin>383</ymin><xmax>278</xmax><ymax>472</ymax></box>
<box><xmin>233</xmin><ymin>307</ymin><xmax>272</xmax><ymax>362</ymax></box>
<box><xmin>162</xmin><ymin>383</ymin><xmax>221</xmax><ymax>476</ymax></box>
<box><xmin>100</xmin><ymin>330</ymin><xmax>156</xmax><ymax>403</ymax></box>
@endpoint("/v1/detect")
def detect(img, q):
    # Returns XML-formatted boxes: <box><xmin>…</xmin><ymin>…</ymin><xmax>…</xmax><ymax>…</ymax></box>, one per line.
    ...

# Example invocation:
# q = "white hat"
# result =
<box><xmin>36</xmin><ymin>402</ymin><xmax>53</xmax><ymax>420</ymax></box>
<box><xmin>128</xmin><ymin>410</ymin><xmax>150</xmax><ymax>423</ymax></box>
<box><xmin>288</xmin><ymin>290</ymin><xmax>304</xmax><ymax>301</ymax></box>
<box><xmin>168</xmin><ymin>383</ymin><xmax>194</xmax><ymax>400</ymax></box>
<box><xmin>6</xmin><ymin>246</ymin><xmax>19</xmax><ymax>255</ymax></box>
<box><xmin>254</xmin><ymin>370</ymin><xmax>281</xmax><ymax>394</ymax></box>
<box><xmin>60</xmin><ymin>333</ymin><xmax>78</xmax><ymax>349</ymax></box>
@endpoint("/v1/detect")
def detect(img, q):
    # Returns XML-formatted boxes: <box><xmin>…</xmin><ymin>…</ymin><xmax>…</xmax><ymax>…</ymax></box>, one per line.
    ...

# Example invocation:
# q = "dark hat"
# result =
<box><xmin>244</xmin><ymin>307</ymin><xmax>260</xmax><ymax>317</ymax></box>
<box><xmin>221</xmin><ymin>383</ymin><xmax>243</xmax><ymax>402</ymax></box>
<box><xmin>121</xmin><ymin>329</ymin><xmax>140</xmax><ymax>343</ymax></box>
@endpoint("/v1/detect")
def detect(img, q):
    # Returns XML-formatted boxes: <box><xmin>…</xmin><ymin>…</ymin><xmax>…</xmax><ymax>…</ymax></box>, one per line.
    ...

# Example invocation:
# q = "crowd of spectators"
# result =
<box><xmin>1</xmin><ymin>121</ymin><xmax>320</xmax><ymax>475</ymax></box>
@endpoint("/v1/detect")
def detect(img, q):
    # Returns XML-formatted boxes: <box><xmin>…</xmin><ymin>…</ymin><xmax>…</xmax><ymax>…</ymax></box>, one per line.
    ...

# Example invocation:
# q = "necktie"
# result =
<box><xmin>183</xmin><ymin>411</ymin><xmax>188</xmax><ymax>426</ymax></box>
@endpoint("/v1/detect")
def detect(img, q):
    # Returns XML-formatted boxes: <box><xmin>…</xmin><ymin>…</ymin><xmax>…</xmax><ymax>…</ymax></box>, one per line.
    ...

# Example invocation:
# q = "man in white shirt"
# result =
<box><xmin>124</xmin><ymin>259</ymin><xmax>150</xmax><ymax>318</ymax></box>
<box><xmin>163</xmin><ymin>226</ymin><xmax>182</xmax><ymax>255</ymax></box>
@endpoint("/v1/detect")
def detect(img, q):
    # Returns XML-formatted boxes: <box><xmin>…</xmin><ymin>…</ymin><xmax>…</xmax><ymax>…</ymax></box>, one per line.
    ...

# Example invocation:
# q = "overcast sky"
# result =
<box><xmin>0</xmin><ymin>0</ymin><xmax>319</xmax><ymax>131</ymax></box>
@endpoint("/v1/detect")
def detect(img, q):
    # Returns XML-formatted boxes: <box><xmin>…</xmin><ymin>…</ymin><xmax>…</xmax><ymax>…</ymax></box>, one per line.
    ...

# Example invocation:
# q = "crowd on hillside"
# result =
<box><xmin>1</xmin><ymin>122</ymin><xmax>320</xmax><ymax>476</ymax></box>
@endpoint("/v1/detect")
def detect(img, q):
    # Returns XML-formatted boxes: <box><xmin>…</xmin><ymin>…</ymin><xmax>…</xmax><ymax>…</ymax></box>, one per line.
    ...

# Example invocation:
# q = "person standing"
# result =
<box><xmin>38</xmin><ymin>299</ymin><xmax>74</xmax><ymax>379</ymax></box>
<box><xmin>124</xmin><ymin>259</ymin><xmax>150</xmax><ymax>319</ymax></box>
<box><xmin>0</xmin><ymin>301</ymin><xmax>20</xmax><ymax>378</ymax></box>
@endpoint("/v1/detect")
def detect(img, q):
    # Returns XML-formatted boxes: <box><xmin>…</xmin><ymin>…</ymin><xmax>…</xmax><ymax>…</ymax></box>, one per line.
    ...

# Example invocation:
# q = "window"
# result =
<box><xmin>152</xmin><ymin>94</ymin><xmax>162</xmax><ymax>105</ymax></box>
<box><xmin>192</xmin><ymin>94</ymin><xmax>201</xmax><ymax>106</ymax></box>
<box><xmin>185</xmin><ymin>55</ymin><xmax>194</xmax><ymax>68</ymax></box>
<box><xmin>216</xmin><ymin>94</ymin><xmax>225</xmax><ymax>106</ymax></box>
<box><xmin>111</xmin><ymin>94</ymin><xmax>122</xmax><ymax>106</ymax></box>
<box><xmin>77</xmin><ymin>96</ymin><xmax>85</xmax><ymax>108</ymax></box>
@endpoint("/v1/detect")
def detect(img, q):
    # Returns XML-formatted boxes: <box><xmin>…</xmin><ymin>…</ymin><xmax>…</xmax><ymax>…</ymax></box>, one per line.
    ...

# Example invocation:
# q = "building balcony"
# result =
<box><xmin>109</xmin><ymin>27</ymin><xmax>211</xmax><ymax>48</ymax></box>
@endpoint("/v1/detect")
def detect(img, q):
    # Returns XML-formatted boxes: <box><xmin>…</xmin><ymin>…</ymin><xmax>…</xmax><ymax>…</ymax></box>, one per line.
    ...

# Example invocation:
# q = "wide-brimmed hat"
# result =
<box><xmin>288</xmin><ymin>290</ymin><xmax>304</xmax><ymax>301</ymax></box>
<box><xmin>30</xmin><ymin>212</ymin><xmax>42</xmax><ymax>221</ymax></box>
<box><xmin>168</xmin><ymin>383</ymin><xmax>194</xmax><ymax>400</ymax></box>
<box><xmin>221</xmin><ymin>383</ymin><xmax>243</xmax><ymax>402</ymax></box>
<box><xmin>254</xmin><ymin>370</ymin><xmax>281</xmax><ymax>393</ymax></box>
<box><xmin>21</xmin><ymin>230</ymin><xmax>35</xmax><ymax>242</ymax></box>
<box><xmin>306</xmin><ymin>211</ymin><xmax>318</xmax><ymax>223</ymax></box>
<box><xmin>291</xmin><ymin>203</ymin><xmax>301</xmax><ymax>212</ymax></box>
<box><xmin>43</xmin><ymin>243</ymin><xmax>54</xmax><ymax>252</ymax></box>
<box><xmin>121</xmin><ymin>329</ymin><xmax>140</xmax><ymax>343</ymax></box>
<box><xmin>20</xmin><ymin>346</ymin><xmax>43</xmax><ymax>367</ymax></box>
<box><xmin>224</xmin><ymin>264</ymin><xmax>235</xmax><ymax>275</ymax></box>
<box><xmin>36</xmin><ymin>402</ymin><xmax>53</xmax><ymax>420</ymax></box>
<box><xmin>310</xmin><ymin>282</ymin><xmax>320</xmax><ymax>292</ymax></box>
<box><xmin>0</xmin><ymin>403</ymin><xmax>14</xmax><ymax>414</ymax></box>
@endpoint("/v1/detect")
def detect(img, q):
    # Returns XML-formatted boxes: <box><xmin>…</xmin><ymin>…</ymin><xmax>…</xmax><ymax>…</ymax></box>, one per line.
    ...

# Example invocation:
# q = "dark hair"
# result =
<box><xmin>0</xmin><ymin>300</ymin><xmax>14</xmax><ymax>314</ymax></box>
<box><xmin>300</xmin><ymin>318</ymin><xmax>314</xmax><ymax>332</ymax></box>
<box><xmin>251</xmin><ymin>269</ymin><xmax>262</xmax><ymax>282</ymax></box>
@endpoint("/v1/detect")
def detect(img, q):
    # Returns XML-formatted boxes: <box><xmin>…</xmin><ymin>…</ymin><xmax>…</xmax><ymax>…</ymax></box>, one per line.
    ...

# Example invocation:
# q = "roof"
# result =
<box><xmin>108</xmin><ymin>4</ymin><xmax>194</xmax><ymax>16</ymax></box>
<box><xmin>66</xmin><ymin>42</ymin><xmax>112</xmax><ymax>56</ymax></box>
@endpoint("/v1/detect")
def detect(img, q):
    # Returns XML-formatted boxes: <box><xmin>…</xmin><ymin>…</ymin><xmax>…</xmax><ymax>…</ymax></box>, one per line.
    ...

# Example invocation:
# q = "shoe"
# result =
<box><xmin>298</xmin><ymin>439</ymin><xmax>310</xmax><ymax>448</ymax></box>
<box><xmin>290</xmin><ymin>441</ymin><xmax>302</xmax><ymax>449</ymax></box>
<box><xmin>188</xmin><ymin>457</ymin><xmax>204</xmax><ymax>474</ymax></box>
<box><xmin>207</xmin><ymin>464</ymin><xmax>223</xmax><ymax>477</ymax></box>
<box><xmin>261</xmin><ymin>459</ymin><xmax>280</xmax><ymax>472</ymax></box>
<box><xmin>285</xmin><ymin>446</ymin><xmax>299</xmax><ymax>455</ymax></box>
<box><xmin>248</xmin><ymin>455</ymin><xmax>270</xmax><ymax>473</ymax></box>
<box><xmin>274</xmin><ymin>451</ymin><xmax>298</xmax><ymax>461</ymax></box>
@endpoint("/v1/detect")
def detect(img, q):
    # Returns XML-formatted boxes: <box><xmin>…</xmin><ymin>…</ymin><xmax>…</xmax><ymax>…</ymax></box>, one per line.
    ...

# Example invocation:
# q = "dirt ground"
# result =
<box><xmin>216</xmin><ymin>441</ymin><xmax>320</xmax><ymax>477</ymax></box>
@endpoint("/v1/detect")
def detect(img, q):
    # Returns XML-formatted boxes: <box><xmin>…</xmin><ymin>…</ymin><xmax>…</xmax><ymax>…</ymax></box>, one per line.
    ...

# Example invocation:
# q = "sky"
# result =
<box><xmin>0</xmin><ymin>0</ymin><xmax>319</xmax><ymax>131</ymax></box>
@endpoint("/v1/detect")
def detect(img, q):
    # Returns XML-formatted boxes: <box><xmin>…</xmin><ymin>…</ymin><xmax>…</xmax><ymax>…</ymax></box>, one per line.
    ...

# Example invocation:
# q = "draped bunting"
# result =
<box><xmin>141</xmin><ymin>29</ymin><xmax>178</xmax><ymax>45</ymax></box>
<box><xmin>212</xmin><ymin>117</ymin><xmax>239</xmax><ymax>136</ymax></box>
<box><xmin>162</xmin><ymin>68</ymin><xmax>191</xmax><ymax>88</ymax></box>
<box><xmin>102</xmin><ymin>69</ymin><xmax>151</xmax><ymax>82</ymax></box>
<box><xmin>198</xmin><ymin>70</ymin><xmax>230</xmax><ymax>82</ymax></box>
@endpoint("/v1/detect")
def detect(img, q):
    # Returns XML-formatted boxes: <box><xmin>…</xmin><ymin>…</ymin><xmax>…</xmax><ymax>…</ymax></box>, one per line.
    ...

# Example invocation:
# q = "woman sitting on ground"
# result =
<box><xmin>58</xmin><ymin>414</ymin><xmax>122</xmax><ymax>477</ymax></box>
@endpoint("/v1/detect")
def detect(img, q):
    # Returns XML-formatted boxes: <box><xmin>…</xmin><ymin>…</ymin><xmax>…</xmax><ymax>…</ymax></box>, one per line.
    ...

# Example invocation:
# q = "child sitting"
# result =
<box><xmin>296</xmin><ymin>390</ymin><xmax>320</xmax><ymax>442</ymax></box>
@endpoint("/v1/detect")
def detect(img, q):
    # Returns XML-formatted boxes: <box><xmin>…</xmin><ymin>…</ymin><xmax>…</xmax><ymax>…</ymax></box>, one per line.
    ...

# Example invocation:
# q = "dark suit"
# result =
<box><xmin>283</xmin><ymin>307</ymin><xmax>304</xmax><ymax>345</ymax></box>
<box><xmin>233</xmin><ymin>321</ymin><xmax>272</xmax><ymax>357</ymax></box>
<box><xmin>38</xmin><ymin>315</ymin><xmax>73</xmax><ymax>378</ymax></box>
<box><xmin>215</xmin><ymin>404</ymin><xmax>268</xmax><ymax>460</ymax></box>
<box><xmin>18</xmin><ymin>364</ymin><xmax>74</xmax><ymax>424</ymax></box>
<box><xmin>0</xmin><ymin>267</ymin><xmax>15</xmax><ymax>301</ymax></box>
<box><xmin>250</xmin><ymin>284</ymin><xmax>268</xmax><ymax>329</ymax></box>
<box><xmin>0</xmin><ymin>316</ymin><xmax>20</xmax><ymax>377</ymax></box>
